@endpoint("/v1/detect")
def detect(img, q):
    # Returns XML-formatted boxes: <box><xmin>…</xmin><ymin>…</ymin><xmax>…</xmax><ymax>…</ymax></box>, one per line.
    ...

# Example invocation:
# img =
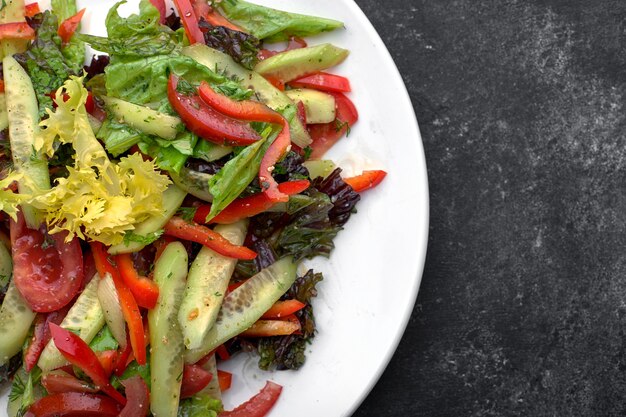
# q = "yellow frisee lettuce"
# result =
<box><xmin>30</xmin><ymin>75</ymin><xmax>171</xmax><ymax>245</ymax></box>
<box><xmin>0</xmin><ymin>171</ymin><xmax>28</xmax><ymax>221</ymax></box>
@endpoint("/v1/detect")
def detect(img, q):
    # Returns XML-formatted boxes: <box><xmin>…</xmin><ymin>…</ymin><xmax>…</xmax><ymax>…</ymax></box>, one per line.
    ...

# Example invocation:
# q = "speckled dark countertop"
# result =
<box><xmin>352</xmin><ymin>1</ymin><xmax>626</xmax><ymax>416</ymax></box>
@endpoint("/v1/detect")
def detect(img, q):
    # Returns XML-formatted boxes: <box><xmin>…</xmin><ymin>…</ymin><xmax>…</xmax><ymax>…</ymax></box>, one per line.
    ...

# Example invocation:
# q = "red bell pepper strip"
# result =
<box><xmin>58</xmin><ymin>8</ymin><xmax>85</xmax><ymax>44</ymax></box>
<box><xmin>49</xmin><ymin>323</ymin><xmax>127</xmax><ymax>405</ymax></box>
<box><xmin>288</xmin><ymin>72</ymin><xmax>352</xmax><ymax>93</ymax></box>
<box><xmin>168</xmin><ymin>75</ymin><xmax>261</xmax><ymax>146</ymax></box>
<box><xmin>261</xmin><ymin>299</ymin><xmax>306</xmax><ymax>319</ymax></box>
<box><xmin>164</xmin><ymin>216</ymin><xmax>257</xmax><ymax>260</ymax></box>
<box><xmin>24</xmin><ymin>393</ymin><xmax>122</xmax><ymax>417</ymax></box>
<box><xmin>308</xmin><ymin>92</ymin><xmax>359</xmax><ymax>159</ymax></box>
<box><xmin>344</xmin><ymin>170</ymin><xmax>387</xmax><ymax>193</ymax></box>
<box><xmin>193</xmin><ymin>180</ymin><xmax>310</xmax><ymax>225</ymax></box>
<box><xmin>113</xmin><ymin>336</ymin><xmax>133</xmax><ymax>377</ymax></box>
<box><xmin>95</xmin><ymin>350</ymin><xmax>117</xmax><ymax>377</ymax></box>
<box><xmin>216</xmin><ymin>344</ymin><xmax>231</xmax><ymax>361</ymax></box>
<box><xmin>90</xmin><ymin>242</ymin><xmax>147</xmax><ymax>367</ymax></box>
<box><xmin>180</xmin><ymin>364</ymin><xmax>212</xmax><ymax>398</ymax></box>
<box><xmin>220</xmin><ymin>381</ymin><xmax>283</xmax><ymax>417</ymax></box>
<box><xmin>149</xmin><ymin>0</ymin><xmax>166</xmax><ymax>24</ymax></box>
<box><xmin>41</xmin><ymin>370</ymin><xmax>98</xmax><ymax>394</ymax></box>
<box><xmin>0</xmin><ymin>22</ymin><xmax>35</xmax><ymax>40</ymax></box>
<box><xmin>259</xmin><ymin>119</ymin><xmax>292</xmax><ymax>202</ymax></box>
<box><xmin>119</xmin><ymin>376</ymin><xmax>150</xmax><ymax>417</ymax></box>
<box><xmin>240</xmin><ymin>316</ymin><xmax>301</xmax><ymax>338</ymax></box>
<box><xmin>191</xmin><ymin>0</ymin><xmax>243</xmax><ymax>32</ymax></box>
<box><xmin>24</xmin><ymin>307</ymin><xmax>69</xmax><ymax>371</ymax></box>
<box><xmin>172</xmin><ymin>0</ymin><xmax>205</xmax><ymax>45</ymax></box>
<box><xmin>25</xmin><ymin>3</ymin><xmax>41</xmax><ymax>18</ymax></box>
<box><xmin>0</xmin><ymin>80</ymin><xmax>4</xmax><ymax>93</ymax></box>
<box><xmin>115</xmin><ymin>253</ymin><xmax>159</xmax><ymax>309</ymax></box>
<box><xmin>217</xmin><ymin>370</ymin><xmax>233</xmax><ymax>392</ymax></box>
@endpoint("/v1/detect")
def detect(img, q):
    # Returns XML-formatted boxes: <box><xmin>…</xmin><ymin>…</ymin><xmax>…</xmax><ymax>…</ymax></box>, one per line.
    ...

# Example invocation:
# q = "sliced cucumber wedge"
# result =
<box><xmin>179</xmin><ymin>220</ymin><xmax>248</xmax><ymax>350</ymax></box>
<box><xmin>185</xmin><ymin>257</ymin><xmax>297</xmax><ymax>363</ymax></box>
<box><xmin>303</xmin><ymin>159</ymin><xmax>337</xmax><ymax>179</ymax></box>
<box><xmin>0</xmin><ymin>282</ymin><xmax>36</xmax><ymax>366</ymax></box>
<box><xmin>284</xmin><ymin>88</ymin><xmax>336</xmax><ymax>124</ymax></box>
<box><xmin>169</xmin><ymin>168</ymin><xmax>213</xmax><ymax>203</ymax></box>
<box><xmin>102</xmin><ymin>96</ymin><xmax>182</xmax><ymax>140</ymax></box>
<box><xmin>149</xmin><ymin>242</ymin><xmax>188</xmax><ymax>417</ymax></box>
<box><xmin>38</xmin><ymin>275</ymin><xmax>105</xmax><ymax>372</ymax></box>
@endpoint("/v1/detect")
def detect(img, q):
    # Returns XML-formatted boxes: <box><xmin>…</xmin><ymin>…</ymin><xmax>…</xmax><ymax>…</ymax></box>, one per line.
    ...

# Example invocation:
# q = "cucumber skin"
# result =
<box><xmin>38</xmin><ymin>275</ymin><xmax>105</xmax><ymax>372</ymax></box>
<box><xmin>0</xmin><ymin>282</ymin><xmax>36</xmax><ymax>366</ymax></box>
<box><xmin>179</xmin><ymin>221</ymin><xmax>247</xmax><ymax>350</ymax></box>
<box><xmin>182</xmin><ymin>45</ymin><xmax>312</xmax><ymax>147</ymax></box>
<box><xmin>185</xmin><ymin>257</ymin><xmax>298</xmax><ymax>364</ymax></box>
<box><xmin>103</xmin><ymin>96</ymin><xmax>182</xmax><ymax>140</ymax></box>
<box><xmin>169</xmin><ymin>168</ymin><xmax>213</xmax><ymax>203</ymax></box>
<box><xmin>285</xmin><ymin>88</ymin><xmax>336</xmax><ymax>124</ymax></box>
<box><xmin>108</xmin><ymin>184</ymin><xmax>187</xmax><ymax>254</ymax></box>
<box><xmin>149</xmin><ymin>242</ymin><xmax>188</xmax><ymax>417</ymax></box>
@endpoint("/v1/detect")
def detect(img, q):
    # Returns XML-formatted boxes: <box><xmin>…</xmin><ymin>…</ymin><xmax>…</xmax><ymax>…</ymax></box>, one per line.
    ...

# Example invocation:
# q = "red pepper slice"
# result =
<box><xmin>0</xmin><ymin>22</ymin><xmax>35</xmax><ymax>40</ymax></box>
<box><xmin>217</xmin><ymin>370</ymin><xmax>232</xmax><ymax>392</ymax></box>
<box><xmin>119</xmin><ymin>376</ymin><xmax>150</xmax><ymax>417</ymax></box>
<box><xmin>0</xmin><ymin>80</ymin><xmax>4</xmax><ymax>93</ymax></box>
<box><xmin>172</xmin><ymin>0</ymin><xmax>205</xmax><ymax>45</ymax></box>
<box><xmin>58</xmin><ymin>8</ymin><xmax>85</xmax><ymax>44</ymax></box>
<box><xmin>168</xmin><ymin>75</ymin><xmax>261</xmax><ymax>146</ymax></box>
<box><xmin>95</xmin><ymin>350</ymin><xmax>117</xmax><ymax>377</ymax></box>
<box><xmin>148</xmin><ymin>0</ymin><xmax>166</xmax><ymax>24</ymax></box>
<box><xmin>343</xmin><ymin>170</ymin><xmax>387</xmax><ymax>193</ymax></box>
<box><xmin>164</xmin><ymin>216</ymin><xmax>257</xmax><ymax>260</ymax></box>
<box><xmin>115</xmin><ymin>254</ymin><xmax>159</xmax><ymax>310</ymax></box>
<box><xmin>240</xmin><ymin>316</ymin><xmax>301</xmax><ymax>338</ymax></box>
<box><xmin>261</xmin><ymin>299</ymin><xmax>306</xmax><ymax>319</ymax></box>
<box><xmin>41</xmin><ymin>370</ymin><xmax>98</xmax><ymax>395</ymax></box>
<box><xmin>90</xmin><ymin>242</ymin><xmax>147</xmax><ymax>366</ymax></box>
<box><xmin>193</xmin><ymin>180</ymin><xmax>310</xmax><ymax>225</ymax></box>
<box><xmin>24</xmin><ymin>307</ymin><xmax>69</xmax><ymax>371</ymax></box>
<box><xmin>288</xmin><ymin>72</ymin><xmax>352</xmax><ymax>93</ymax></box>
<box><xmin>24</xmin><ymin>392</ymin><xmax>122</xmax><ymax>417</ymax></box>
<box><xmin>112</xmin><ymin>336</ymin><xmax>133</xmax><ymax>377</ymax></box>
<box><xmin>259</xmin><ymin>119</ymin><xmax>291</xmax><ymax>202</ymax></box>
<box><xmin>308</xmin><ymin>92</ymin><xmax>359</xmax><ymax>159</ymax></box>
<box><xmin>180</xmin><ymin>364</ymin><xmax>212</xmax><ymax>398</ymax></box>
<box><xmin>49</xmin><ymin>323</ymin><xmax>127</xmax><ymax>405</ymax></box>
<box><xmin>220</xmin><ymin>381</ymin><xmax>283</xmax><ymax>417</ymax></box>
<box><xmin>25</xmin><ymin>3</ymin><xmax>41</xmax><ymax>18</ymax></box>
<box><xmin>216</xmin><ymin>344</ymin><xmax>231</xmax><ymax>361</ymax></box>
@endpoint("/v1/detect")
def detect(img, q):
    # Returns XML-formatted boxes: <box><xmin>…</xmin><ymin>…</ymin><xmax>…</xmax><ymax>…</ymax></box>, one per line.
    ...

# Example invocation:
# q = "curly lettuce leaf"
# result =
<box><xmin>31</xmin><ymin>76</ymin><xmax>171</xmax><ymax>245</ymax></box>
<box><xmin>216</xmin><ymin>0</ymin><xmax>344</xmax><ymax>42</ymax></box>
<box><xmin>0</xmin><ymin>171</ymin><xmax>28</xmax><ymax>221</ymax></box>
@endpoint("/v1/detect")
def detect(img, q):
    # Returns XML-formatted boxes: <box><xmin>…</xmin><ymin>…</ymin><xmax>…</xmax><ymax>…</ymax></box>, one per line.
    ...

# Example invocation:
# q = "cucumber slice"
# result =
<box><xmin>0</xmin><ymin>93</ymin><xmax>9</xmax><ymax>132</ymax></box>
<box><xmin>185</xmin><ymin>257</ymin><xmax>297</xmax><ymax>363</ymax></box>
<box><xmin>198</xmin><ymin>354</ymin><xmax>221</xmax><ymax>401</ymax></box>
<box><xmin>303</xmin><ymin>159</ymin><xmax>336</xmax><ymax>179</ymax></box>
<box><xmin>108</xmin><ymin>184</ymin><xmax>187</xmax><ymax>254</ymax></box>
<box><xmin>38</xmin><ymin>275</ymin><xmax>105</xmax><ymax>372</ymax></box>
<box><xmin>4</xmin><ymin>55</ymin><xmax>50</xmax><ymax>228</ymax></box>
<box><xmin>182</xmin><ymin>44</ymin><xmax>312</xmax><ymax>147</ymax></box>
<box><xmin>0</xmin><ymin>0</ymin><xmax>28</xmax><ymax>58</ymax></box>
<box><xmin>149</xmin><ymin>242</ymin><xmax>188</xmax><ymax>417</ymax></box>
<box><xmin>178</xmin><ymin>220</ymin><xmax>248</xmax><ymax>350</ymax></box>
<box><xmin>102</xmin><ymin>96</ymin><xmax>182</xmax><ymax>140</ymax></box>
<box><xmin>0</xmin><ymin>238</ymin><xmax>11</xmax><ymax>290</ymax></box>
<box><xmin>97</xmin><ymin>273</ymin><xmax>127</xmax><ymax>349</ymax></box>
<box><xmin>169</xmin><ymin>168</ymin><xmax>213</xmax><ymax>203</ymax></box>
<box><xmin>284</xmin><ymin>88</ymin><xmax>336</xmax><ymax>124</ymax></box>
<box><xmin>254</xmin><ymin>43</ymin><xmax>349</xmax><ymax>83</ymax></box>
<box><xmin>0</xmin><ymin>282</ymin><xmax>36</xmax><ymax>366</ymax></box>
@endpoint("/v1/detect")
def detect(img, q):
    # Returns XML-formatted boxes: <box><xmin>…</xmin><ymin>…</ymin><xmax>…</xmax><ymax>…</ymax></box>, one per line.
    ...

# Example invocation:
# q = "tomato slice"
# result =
<box><xmin>24</xmin><ymin>393</ymin><xmax>122</xmax><ymax>417</ymax></box>
<box><xmin>308</xmin><ymin>92</ymin><xmax>359</xmax><ymax>159</ymax></box>
<box><xmin>24</xmin><ymin>307</ymin><xmax>69</xmax><ymax>371</ymax></box>
<box><xmin>220</xmin><ymin>381</ymin><xmax>283</xmax><ymax>417</ymax></box>
<box><xmin>180</xmin><ymin>364</ymin><xmax>212</xmax><ymax>398</ymax></box>
<box><xmin>10</xmin><ymin>215</ymin><xmax>84</xmax><ymax>313</ymax></box>
<box><xmin>41</xmin><ymin>370</ymin><xmax>98</xmax><ymax>395</ymax></box>
<box><xmin>168</xmin><ymin>75</ymin><xmax>262</xmax><ymax>146</ymax></box>
<box><xmin>119</xmin><ymin>376</ymin><xmax>150</xmax><ymax>417</ymax></box>
<box><xmin>288</xmin><ymin>72</ymin><xmax>352</xmax><ymax>93</ymax></box>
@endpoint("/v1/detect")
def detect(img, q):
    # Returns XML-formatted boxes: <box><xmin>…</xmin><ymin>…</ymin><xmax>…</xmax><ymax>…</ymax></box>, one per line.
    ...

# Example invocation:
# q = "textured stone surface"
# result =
<box><xmin>353</xmin><ymin>1</ymin><xmax>626</xmax><ymax>416</ymax></box>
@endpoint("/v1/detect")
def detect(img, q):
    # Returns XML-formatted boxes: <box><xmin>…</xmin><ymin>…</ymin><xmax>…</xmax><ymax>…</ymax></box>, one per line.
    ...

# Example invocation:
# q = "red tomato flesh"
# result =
<box><xmin>180</xmin><ymin>364</ymin><xmax>212</xmax><ymax>398</ymax></box>
<box><xmin>308</xmin><ymin>92</ymin><xmax>359</xmax><ymax>160</ymax></box>
<box><xmin>24</xmin><ymin>307</ymin><xmax>69</xmax><ymax>371</ymax></box>
<box><xmin>10</xmin><ymin>215</ymin><xmax>84</xmax><ymax>313</ymax></box>
<box><xmin>24</xmin><ymin>393</ymin><xmax>122</xmax><ymax>417</ymax></box>
<box><xmin>119</xmin><ymin>376</ymin><xmax>150</xmax><ymax>417</ymax></box>
<box><xmin>41</xmin><ymin>370</ymin><xmax>98</xmax><ymax>395</ymax></box>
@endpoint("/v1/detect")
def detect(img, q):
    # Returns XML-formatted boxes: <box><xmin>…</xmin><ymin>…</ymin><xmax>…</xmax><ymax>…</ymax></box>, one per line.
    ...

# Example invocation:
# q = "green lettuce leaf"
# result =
<box><xmin>89</xmin><ymin>326</ymin><xmax>119</xmax><ymax>352</ymax></box>
<box><xmin>217</xmin><ymin>0</ymin><xmax>344</xmax><ymax>42</ymax></box>
<box><xmin>51</xmin><ymin>0</ymin><xmax>85</xmax><ymax>73</ymax></box>
<box><xmin>178</xmin><ymin>394</ymin><xmax>222</xmax><ymax>417</ymax></box>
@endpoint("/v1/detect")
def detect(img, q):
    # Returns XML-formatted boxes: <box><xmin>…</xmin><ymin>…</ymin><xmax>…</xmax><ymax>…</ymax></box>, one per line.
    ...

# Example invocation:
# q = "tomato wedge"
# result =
<box><xmin>115</xmin><ymin>253</ymin><xmax>159</xmax><ymax>309</ymax></box>
<box><xmin>168</xmin><ymin>75</ymin><xmax>261</xmax><ymax>146</ymax></box>
<box><xmin>58</xmin><ymin>8</ymin><xmax>85</xmax><ymax>44</ymax></box>
<box><xmin>344</xmin><ymin>170</ymin><xmax>387</xmax><ymax>193</ymax></box>
<box><xmin>10</xmin><ymin>214</ymin><xmax>84</xmax><ymax>313</ymax></box>
<box><xmin>50</xmin><ymin>324</ymin><xmax>127</xmax><ymax>405</ymax></box>
<box><xmin>148</xmin><ymin>0</ymin><xmax>166</xmax><ymax>24</ymax></box>
<box><xmin>0</xmin><ymin>22</ymin><xmax>35</xmax><ymax>40</ymax></box>
<box><xmin>180</xmin><ymin>364</ymin><xmax>212</xmax><ymax>398</ymax></box>
<box><xmin>308</xmin><ymin>92</ymin><xmax>359</xmax><ymax>159</ymax></box>
<box><xmin>25</xmin><ymin>3</ymin><xmax>41</xmax><ymax>18</ymax></box>
<box><xmin>193</xmin><ymin>180</ymin><xmax>310</xmax><ymax>225</ymax></box>
<box><xmin>164</xmin><ymin>216</ymin><xmax>257</xmax><ymax>260</ymax></box>
<box><xmin>24</xmin><ymin>393</ymin><xmax>122</xmax><ymax>417</ymax></box>
<box><xmin>172</xmin><ymin>0</ymin><xmax>205</xmax><ymax>45</ymax></box>
<box><xmin>24</xmin><ymin>307</ymin><xmax>69</xmax><ymax>371</ymax></box>
<box><xmin>220</xmin><ymin>381</ymin><xmax>283</xmax><ymax>417</ymax></box>
<box><xmin>41</xmin><ymin>370</ymin><xmax>98</xmax><ymax>395</ymax></box>
<box><xmin>119</xmin><ymin>376</ymin><xmax>150</xmax><ymax>417</ymax></box>
<box><xmin>288</xmin><ymin>72</ymin><xmax>352</xmax><ymax>93</ymax></box>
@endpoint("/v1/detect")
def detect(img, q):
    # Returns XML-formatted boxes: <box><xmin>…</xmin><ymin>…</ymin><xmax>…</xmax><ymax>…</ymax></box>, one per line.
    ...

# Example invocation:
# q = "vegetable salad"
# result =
<box><xmin>0</xmin><ymin>0</ymin><xmax>387</xmax><ymax>416</ymax></box>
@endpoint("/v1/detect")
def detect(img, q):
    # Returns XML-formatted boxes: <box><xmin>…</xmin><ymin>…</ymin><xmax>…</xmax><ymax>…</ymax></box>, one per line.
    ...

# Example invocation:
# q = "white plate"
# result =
<box><xmin>0</xmin><ymin>1</ymin><xmax>428</xmax><ymax>416</ymax></box>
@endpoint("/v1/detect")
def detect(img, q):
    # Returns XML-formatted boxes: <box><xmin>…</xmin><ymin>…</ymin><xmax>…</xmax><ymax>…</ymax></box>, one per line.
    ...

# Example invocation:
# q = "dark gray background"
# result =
<box><xmin>353</xmin><ymin>1</ymin><xmax>626</xmax><ymax>416</ymax></box>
